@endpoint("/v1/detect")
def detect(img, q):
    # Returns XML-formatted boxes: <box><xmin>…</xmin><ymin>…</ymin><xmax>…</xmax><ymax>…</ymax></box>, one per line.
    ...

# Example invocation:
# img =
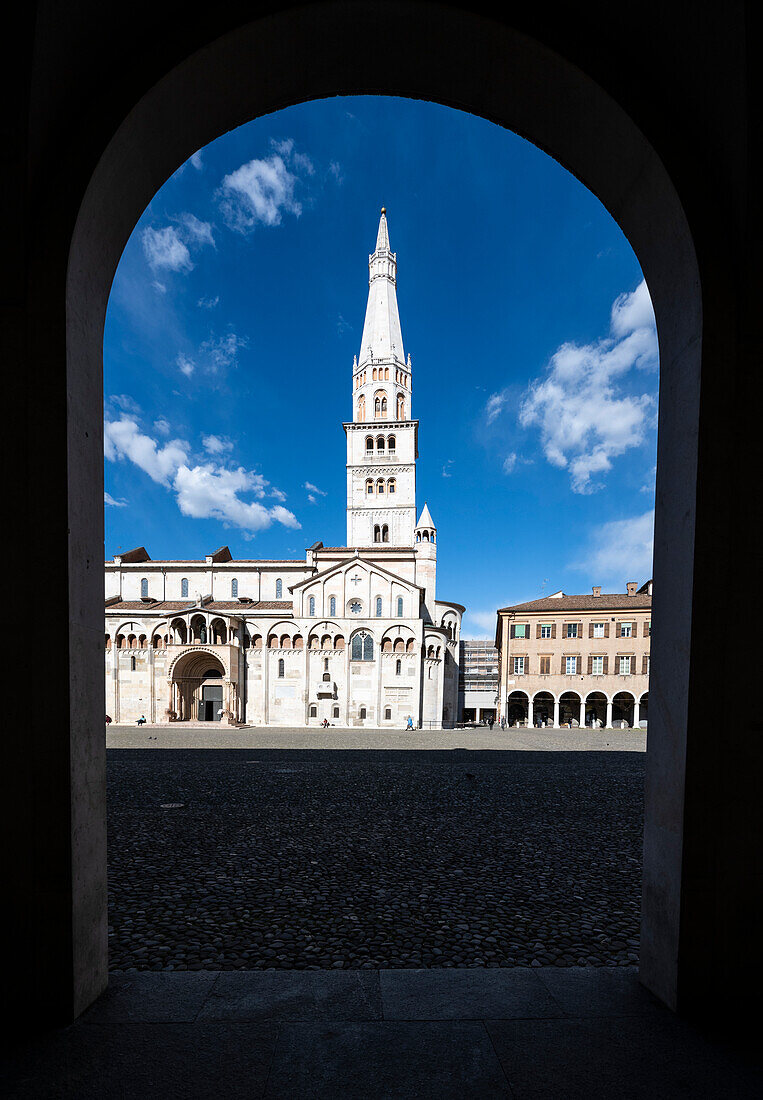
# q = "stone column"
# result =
<box><xmin>633</xmin><ymin>700</ymin><xmax>640</xmax><ymax>728</ymax></box>
<box><xmin>606</xmin><ymin>700</ymin><xmax>613</xmax><ymax>728</ymax></box>
<box><xmin>553</xmin><ymin>698</ymin><xmax>560</xmax><ymax>728</ymax></box>
<box><xmin>579</xmin><ymin>698</ymin><xmax>586</xmax><ymax>727</ymax></box>
<box><xmin>527</xmin><ymin>698</ymin><xmax>533</xmax><ymax>728</ymax></box>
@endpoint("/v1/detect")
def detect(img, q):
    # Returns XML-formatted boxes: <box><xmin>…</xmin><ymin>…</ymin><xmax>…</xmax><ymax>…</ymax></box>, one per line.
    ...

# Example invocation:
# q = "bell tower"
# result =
<box><xmin>345</xmin><ymin>209</ymin><xmax>418</xmax><ymax>546</ymax></box>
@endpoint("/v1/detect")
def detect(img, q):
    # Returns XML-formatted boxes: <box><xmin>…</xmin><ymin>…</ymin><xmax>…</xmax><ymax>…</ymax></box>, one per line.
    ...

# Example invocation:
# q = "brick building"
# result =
<box><xmin>495</xmin><ymin>581</ymin><xmax>651</xmax><ymax>728</ymax></box>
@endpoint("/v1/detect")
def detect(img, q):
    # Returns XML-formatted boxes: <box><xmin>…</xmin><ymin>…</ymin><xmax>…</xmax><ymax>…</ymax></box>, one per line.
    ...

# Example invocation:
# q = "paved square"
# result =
<box><xmin>107</xmin><ymin>735</ymin><xmax>644</xmax><ymax>971</ymax></box>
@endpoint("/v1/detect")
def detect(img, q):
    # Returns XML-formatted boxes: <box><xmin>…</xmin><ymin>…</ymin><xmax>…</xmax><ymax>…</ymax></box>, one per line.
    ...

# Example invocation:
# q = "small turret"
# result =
<box><xmin>414</xmin><ymin>504</ymin><xmax>437</xmax><ymax>622</ymax></box>
<box><xmin>415</xmin><ymin>503</ymin><xmax>436</xmax><ymax>546</ymax></box>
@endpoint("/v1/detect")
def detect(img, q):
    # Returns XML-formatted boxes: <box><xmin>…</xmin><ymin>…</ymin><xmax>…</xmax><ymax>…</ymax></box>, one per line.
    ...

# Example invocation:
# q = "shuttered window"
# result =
<box><xmin>513</xmin><ymin>656</ymin><xmax>525</xmax><ymax>674</ymax></box>
<box><xmin>619</xmin><ymin>656</ymin><xmax>631</xmax><ymax>675</ymax></box>
<box><xmin>540</xmin><ymin>623</ymin><xmax>552</xmax><ymax>639</ymax></box>
<box><xmin>644</xmin><ymin>621</ymin><xmax>651</xmax><ymax>637</ymax></box>
<box><xmin>540</xmin><ymin>656</ymin><xmax>551</xmax><ymax>675</ymax></box>
<box><xmin>565</xmin><ymin>623</ymin><xmax>579</xmax><ymax>639</ymax></box>
<box><xmin>591</xmin><ymin>622</ymin><xmax>605</xmax><ymax>638</ymax></box>
<box><xmin>591</xmin><ymin>656</ymin><xmax>604</xmax><ymax>675</ymax></box>
<box><xmin>565</xmin><ymin>655</ymin><xmax>577</xmax><ymax>675</ymax></box>
<box><xmin>642</xmin><ymin>654</ymin><xmax>650</xmax><ymax>675</ymax></box>
<box><xmin>511</xmin><ymin>624</ymin><xmax>528</xmax><ymax>639</ymax></box>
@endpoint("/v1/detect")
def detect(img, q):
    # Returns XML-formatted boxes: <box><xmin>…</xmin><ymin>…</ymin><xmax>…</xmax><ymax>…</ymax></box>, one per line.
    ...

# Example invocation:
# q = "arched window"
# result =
<box><xmin>384</xmin><ymin>367</ymin><xmax>389</xmax><ymax>380</ymax></box>
<box><xmin>397</xmin><ymin>596</ymin><xmax>404</xmax><ymax>617</ymax></box>
<box><xmin>329</xmin><ymin>596</ymin><xmax>336</xmax><ymax>616</ymax></box>
<box><xmin>374</xmin><ymin>525</ymin><xmax>381</xmax><ymax>543</ymax></box>
<box><xmin>377</xmin><ymin>479</ymin><xmax>385</xmax><ymax>495</ymax></box>
<box><xmin>381</xmin><ymin>397</ymin><xmax>387</xmax><ymax>416</ymax></box>
<box><xmin>372</xmin><ymin>367</ymin><xmax>377</xmax><ymax>380</ymax></box>
<box><xmin>359</xmin><ymin>707</ymin><xmax>367</xmax><ymax>719</ymax></box>
<box><xmin>351</xmin><ymin>633</ymin><xmax>374</xmax><ymax>661</ymax></box>
<box><xmin>308</xmin><ymin>596</ymin><xmax>316</xmax><ymax>617</ymax></box>
<box><xmin>423</xmin><ymin>531</ymin><xmax>429</xmax><ymax>541</ymax></box>
<box><xmin>376</xmin><ymin>596</ymin><xmax>382</xmax><ymax>617</ymax></box>
<box><xmin>384</xmin><ymin>707</ymin><xmax>392</xmax><ymax>720</ymax></box>
<box><xmin>357</xmin><ymin>395</ymin><xmax>366</xmax><ymax>421</ymax></box>
<box><xmin>366</xmin><ymin>480</ymin><xmax>374</xmax><ymax>495</ymax></box>
<box><xmin>140</xmin><ymin>578</ymin><xmax>148</xmax><ymax>598</ymax></box>
<box><xmin>376</xmin><ymin>436</ymin><xmax>385</xmax><ymax>451</ymax></box>
<box><xmin>388</xmin><ymin>479</ymin><xmax>396</xmax><ymax>494</ymax></box>
<box><xmin>333</xmin><ymin>706</ymin><xmax>340</xmax><ymax>718</ymax></box>
<box><xmin>309</xmin><ymin>704</ymin><xmax>317</xmax><ymax>717</ymax></box>
<box><xmin>366</xmin><ymin>436</ymin><xmax>374</xmax><ymax>453</ymax></box>
<box><xmin>231</xmin><ymin>578</ymin><xmax>238</xmax><ymax>598</ymax></box>
<box><xmin>388</xmin><ymin>435</ymin><xmax>396</xmax><ymax>453</ymax></box>
<box><xmin>278</xmin><ymin>658</ymin><xmax>284</xmax><ymax>678</ymax></box>
<box><xmin>374</xmin><ymin>396</ymin><xmax>381</xmax><ymax>417</ymax></box>
<box><xmin>382</xmin><ymin>525</ymin><xmax>389</xmax><ymax>543</ymax></box>
<box><xmin>397</xmin><ymin>393</ymin><xmax>405</xmax><ymax>419</ymax></box>
<box><xmin>396</xmin><ymin>659</ymin><xmax>402</xmax><ymax>676</ymax></box>
<box><xmin>181</xmin><ymin>578</ymin><xmax>188</xmax><ymax>598</ymax></box>
<box><xmin>275</xmin><ymin>578</ymin><xmax>282</xmax><ymax>599</ymax></box>
<box><xmin>105</xmin><ymin>635</ymin><xmax>111</xmax><ymax>650</ymax></box>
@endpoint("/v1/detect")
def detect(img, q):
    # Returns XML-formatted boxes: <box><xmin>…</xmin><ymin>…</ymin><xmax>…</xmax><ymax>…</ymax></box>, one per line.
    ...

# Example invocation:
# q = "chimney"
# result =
<box><xmin>592</xmin><ymin>586</ymin><xmax>601</xmax><ymax>598</ymax></box>
<box><xmin>626</xmin><ymin>581</ymin><xmax>638</xmax><ymax>596</ymax></box>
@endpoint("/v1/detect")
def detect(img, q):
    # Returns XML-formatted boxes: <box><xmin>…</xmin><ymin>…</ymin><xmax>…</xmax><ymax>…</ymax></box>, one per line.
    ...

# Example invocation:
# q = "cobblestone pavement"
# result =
<box><xmin>107</xmin><ymin>746</ymin><xmax>644</xmax><ymax>972</ymax></box>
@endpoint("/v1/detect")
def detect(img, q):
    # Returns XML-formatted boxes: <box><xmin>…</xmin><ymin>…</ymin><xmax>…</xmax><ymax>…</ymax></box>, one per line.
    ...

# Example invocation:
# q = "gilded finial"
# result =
<box><xmin>381</xmin><ymin>206</ymin><xmax>386</xmax><ymax>214</ymax></box>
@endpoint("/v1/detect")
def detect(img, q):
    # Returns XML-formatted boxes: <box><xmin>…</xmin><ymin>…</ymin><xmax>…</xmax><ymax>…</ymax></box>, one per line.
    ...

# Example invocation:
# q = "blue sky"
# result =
<box><xmin>104</xmin><ymin>96</ymin><xmax>658</xmax><ymax>638</ymax></box>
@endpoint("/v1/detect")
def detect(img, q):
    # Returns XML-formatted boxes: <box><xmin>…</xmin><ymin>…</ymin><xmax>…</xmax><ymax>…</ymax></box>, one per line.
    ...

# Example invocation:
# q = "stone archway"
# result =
<box><xmin>169</xmin><ymin>650</ymin><xmax>236</xmax><ymax>724</ymax></box>
<box><xmin>23</xmin><ymin>0</ymin><xmax>741</xmax><ymax>1024</ymax></box>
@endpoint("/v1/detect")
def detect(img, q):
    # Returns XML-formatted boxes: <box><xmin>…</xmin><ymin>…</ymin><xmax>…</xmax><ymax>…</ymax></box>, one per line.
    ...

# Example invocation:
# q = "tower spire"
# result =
<box><xmin>358</xmin><ymin>208</ymin><xmax>405</xmax><ymax>367</ymax></box>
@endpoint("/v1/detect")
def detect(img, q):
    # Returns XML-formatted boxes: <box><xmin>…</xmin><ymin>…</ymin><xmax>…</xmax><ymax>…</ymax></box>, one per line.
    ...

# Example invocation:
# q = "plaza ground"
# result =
<box><xmin>106</xmin><ymin>728</ymin><xmax>645</xmax><ymax>972</ymax></box>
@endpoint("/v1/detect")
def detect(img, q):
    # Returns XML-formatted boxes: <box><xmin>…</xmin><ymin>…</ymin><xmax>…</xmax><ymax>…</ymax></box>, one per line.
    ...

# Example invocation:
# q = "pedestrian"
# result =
<box><xmin>105</xmin><ymin>714</ymin><xmax>112</xmax><ymax>725</ymax></box>
<box><xmin>501</xmin><ymin>715</ymin><xmax>506</xmax><ymax>730</ymax></box>
<box><xmin>406</xmin><ymin>716</ymin><xmax>414</xmax><ymax>731</ymax></box>
<box><xmin>136</xmin><ymin>715</ymin><xmax>146</xmax><ymax>726</ymax></box>
<box><xmin>488</xmin><ymin>716</ymin><xmax>494</xmax><ymax>730</ymax></box>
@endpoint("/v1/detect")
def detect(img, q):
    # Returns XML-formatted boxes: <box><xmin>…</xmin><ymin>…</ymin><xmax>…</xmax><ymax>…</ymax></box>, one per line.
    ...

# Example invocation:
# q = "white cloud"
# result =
<box><xmin>337</xmin><ymin>314</ymin><xmax>352</xmax><ymax>335</ymax></box>
<box><xmin>189</xmin><ymin>150</ymin><xmax>203</xmax><ymax>170</ymax></box>
<box><xmin>519</xmin><ymin>279</ymin><xmax>658</xmax><ymax>493</ymax></box>
<box><xmin>502</xmin><ymin>453</ymin><xmax>517</xmax><ymax>474</ymax></box>
<box><xmin>174</xmin><ymin>464</ymin><xmax>300</xmax><ymax>535</ymax></box>
<box><xmin>104</xmin><ymin>417</ymin><xmax>190</xmax><ymax>486</ymax></box>
<box><xmin>270</xmin><ymin>487</ymin><xmax>287</xmax><ymax>502</ymax></box>
<box><xmin>153</xmin><ymin>417</ymin><xmax>171</xmax><ymax>436</ymax></box>
<box><xmin>610</xmin><ymin>279</ymin><xmax>656</xmax><ymax>340</ymax></box>
<box><xmin>142</xmin><ymin>226</ymin><xmax>193</xmax><ymax>273</ymax></box>
<box><xmin>202</xmin><ymin>434</ymin><xmax>234</xmax><ymax>455</ymax></box>
<box><xmin>176</xmin><ymin>353</ymin><xmax>195</xmax><ymax>377</ymax></box>
<box><xmin>485</xmin><ymin>393</ymin><xmax>506</xmax><ymax>424</ymax></box>
<box><xmin>179</xmin><ymin>213</ymin><xmax>215</xmax><ymax>249</ymax></box>
<box><xmin>152</xmin><ymin>281</ymin><xmax>166</xmax><ymax>294</ymax></box>
<box><xmin>104</xmin><ymin>492</ymin><xmax>128</xmax><ymax>508</ymax></box>
<box><xmin>110</xmin><ymin>394</ymin><xmax>142</xmax><ymax>414</ymax></box>
<box><xmin>105</xmin><ymin>415</ymin><xmax>300</xmax><ymax>538</ymax></box>
<box><xmin>442</xmin><ymin>459</ymin><xmax>454</xmax><ymax>478</ymax></box>
<box><xmin>468</xmin><ymin>610</ymin><xmax>499</xmax><ymax>633</ymax></box>
<box><xmin>200</xmin><ymin>331</ymin><xmax>248</xmax><ymax>372</ymax></box>
<box><xmin>218</xmin><ymin>140</ymin><xmax>313</xmax><ymax>233</ymax></box>
<box><xmin>198</xmin><ymin>296</ymin><xmax>219</xmax><ymax>309</ymax></box>
<box><xmin>305</xmin><ymin>481</ymin><xmax>326</xmax><ymax>503</ymax></box>
<box><xmin>571</xmin><ymin>509</ymin><xmax>654</xmax><ymax>585</ymax></box>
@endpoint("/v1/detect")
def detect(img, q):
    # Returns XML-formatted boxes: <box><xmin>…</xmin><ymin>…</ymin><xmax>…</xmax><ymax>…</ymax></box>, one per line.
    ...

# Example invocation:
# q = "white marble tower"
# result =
<box><xmin>345</xmin><ymin>210</ymin><xmax>418</xmax><ymax>547</ymax></box>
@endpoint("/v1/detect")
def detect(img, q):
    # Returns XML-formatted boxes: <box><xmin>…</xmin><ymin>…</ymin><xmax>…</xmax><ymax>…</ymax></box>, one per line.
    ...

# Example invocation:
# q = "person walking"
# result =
<box><xmin>406</xmin><ymin>716</ymin><xmax>414</xmax><ymax>731</ymax></box>
<box><xmin>488</xmin><ymin>716</ymin><xmax>494</xmax><ymax>730</ymax></box>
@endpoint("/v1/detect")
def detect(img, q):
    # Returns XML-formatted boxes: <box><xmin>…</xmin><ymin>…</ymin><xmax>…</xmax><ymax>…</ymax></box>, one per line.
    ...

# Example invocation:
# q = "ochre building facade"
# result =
<box><xmin>495</xmin><ymin>581</ymin><xmax>651</xmax><ymax>728</ymax></box>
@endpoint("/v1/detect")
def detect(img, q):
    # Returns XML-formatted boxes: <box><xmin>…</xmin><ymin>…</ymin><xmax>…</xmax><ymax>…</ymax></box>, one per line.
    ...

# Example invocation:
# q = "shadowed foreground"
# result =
<box><xmin>108</xmin><ymin>748</ymin><xmax>643</xmax><ymax>971</ymax></box>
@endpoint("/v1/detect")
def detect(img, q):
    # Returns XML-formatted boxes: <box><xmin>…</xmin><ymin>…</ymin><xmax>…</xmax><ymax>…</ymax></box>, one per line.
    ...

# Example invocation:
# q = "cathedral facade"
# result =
<box><xmin>104</xmin><ymin>211</ymin><xmax>464</xmax><ymax>727</ymax></box>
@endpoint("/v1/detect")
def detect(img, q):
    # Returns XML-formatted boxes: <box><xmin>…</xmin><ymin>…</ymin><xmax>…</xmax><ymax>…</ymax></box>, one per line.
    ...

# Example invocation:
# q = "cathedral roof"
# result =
<box><xmin>358</xmin><ymin>209</ymin><xmax>405</xmax><ymax>367</ymax></box>
<box><xmin>105</xmin><ymin>600</ymin><xmax>293</xmax><ymax>613</ymax></box>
